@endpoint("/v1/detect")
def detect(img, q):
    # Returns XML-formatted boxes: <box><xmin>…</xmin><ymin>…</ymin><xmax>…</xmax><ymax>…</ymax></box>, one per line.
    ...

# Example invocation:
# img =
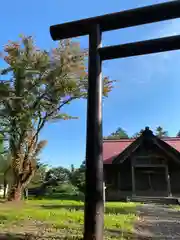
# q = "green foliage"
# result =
<box><xmin>50</xmin><ymin>183</ymin><xmax>78</xmax><ymax>194</ymax></box>
<box><xmin>155</xmin><ymin>126</ymin><xmax>168</xmax><ymax>138</ymax></box>
<box><xmin>48</xmin><ymin>167</ymin><xmax>71</xmax><ymax>183</ymax></box>
<box><xmin>104</xmin><ymin>126</ymin><xmax>169</xmax><ymax>140</ymax></box>
<box><xmin>0</xmin><ymin>135</ymin><xmax>9</xmax><ymax>183</ymax></box>
<box><xmin>0</xmin><ymin>134</ymin><xmax>4</xmax><ymax>154</ymax></box>
<box><xmin>131</xmin><ymin>129</ymin><xmax>144</xmax><ymax>139</ymax></box>
<box><xmin>38</xmin><ymin>164</ymin><xmax>86</xmax><ymax>196</ymax></box>
<box><xmin>177</xmin><ymin>131</ymin><xmax>180</xmax><ymax>137</ymax></box>
<box><xmin>28</xmin><ymin>162</ymin><xmax>48</xmax><ymax>188</ymax></box>
<box><xmin>28</xmin><ymin>165</ymin><xmax>83</xmax><ymax>198</ymax></box>
<box><xmin>132</xmin><ymin>127</ymin><xmax>168</xmax><ymax>139</ymax></box>
<box><xmin>104</xmin><ymin>127</ymin><xmax>129</xmax><ymax>140</ymax></box>
<box><xmin>0</xmin><ymin>35</ymin><xmax>114</xmax><ymax>200</ymax></box>
<box><xmin>71</xmin><ymin>161</ymin><xmax>85</xmax><ymax>193</ymax></box>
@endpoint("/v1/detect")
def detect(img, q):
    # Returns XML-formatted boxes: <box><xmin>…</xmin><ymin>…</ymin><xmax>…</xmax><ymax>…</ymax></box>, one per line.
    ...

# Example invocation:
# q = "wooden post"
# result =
<box><xmin>84</xmin><ymin>24</ymin><xmax>104</xmax><ymax>240</ymax></box>
<box><xmin>132</xmin><ymin>166</ymin><xmax>136</xmax><ymax>196</ymax></box>
<box><xmin>103</xmin><ymin>182</ymin><xmax>106</xmax><ymax>204</ymax></box>
<box><xmin>165</xmin><ymin>166</ymin><xmax>172</xmax><ymax>197</ymax></box>
<box><xmin>118</xmin><ymin>171</ymin><xmax>121</xmax><ymax>190</ymax></box>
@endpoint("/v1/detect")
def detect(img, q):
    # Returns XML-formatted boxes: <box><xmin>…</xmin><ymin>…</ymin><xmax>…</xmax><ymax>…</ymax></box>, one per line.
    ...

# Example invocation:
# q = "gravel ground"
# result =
<box><xmin>134</xmin><ymin>203</ymin><xmax>180</xmax><ymax>239</ymax></box>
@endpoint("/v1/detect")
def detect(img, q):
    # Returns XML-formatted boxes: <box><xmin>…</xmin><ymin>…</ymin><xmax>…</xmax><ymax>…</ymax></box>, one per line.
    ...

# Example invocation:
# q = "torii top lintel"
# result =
<box><xmin>50</xmin><ymin>1</ymin><xmax>180</xmax><ymax>41</ymax></box>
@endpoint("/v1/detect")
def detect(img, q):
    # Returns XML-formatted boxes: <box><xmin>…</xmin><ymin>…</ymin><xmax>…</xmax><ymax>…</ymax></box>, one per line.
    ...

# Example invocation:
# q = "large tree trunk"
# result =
<box><xmin>7</xmin><ymin>178</ymin><xmax>23</xmax><ymax>201</ymax></box>
<box><xmin>7</xmin><ymin>171</ymin><xmax>34</xmax><ymax>201</ymax></box>
<box><xmin>8</xmin><ymin>184</ymin><xmax>22</xmax><ymax>201</ymax></box>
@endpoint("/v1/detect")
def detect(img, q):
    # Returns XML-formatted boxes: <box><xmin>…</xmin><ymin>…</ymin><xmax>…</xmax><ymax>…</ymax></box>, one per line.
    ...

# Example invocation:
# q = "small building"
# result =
<box><xmin>103</xmin><ymin>127</ymin><xmax>180</xmax><ymax>200</ymax></box>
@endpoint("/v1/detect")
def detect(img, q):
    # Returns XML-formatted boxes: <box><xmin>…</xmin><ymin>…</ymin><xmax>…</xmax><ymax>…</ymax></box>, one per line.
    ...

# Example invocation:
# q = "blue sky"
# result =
<box><xmin>1</xmin><ymin>0</ymin><xmax>180</xmax><ymax>168</ymax></box>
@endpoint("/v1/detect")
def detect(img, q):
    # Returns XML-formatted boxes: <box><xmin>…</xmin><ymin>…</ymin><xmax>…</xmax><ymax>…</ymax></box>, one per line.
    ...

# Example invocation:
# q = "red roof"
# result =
<box><xmin>103</xmin><ymin>137</ymin><xmax>180</xmax><ymax>164</ymax></box>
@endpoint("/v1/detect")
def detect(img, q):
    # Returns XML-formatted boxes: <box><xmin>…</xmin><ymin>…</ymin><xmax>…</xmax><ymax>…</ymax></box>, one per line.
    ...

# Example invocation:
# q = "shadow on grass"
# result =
<box><xmin>42</xmin><ymin>193</ymin><xmax>84</xmax><ymax>201</ymax></box>
<box><xmin>106</xmin><ymin>229</ymin><xmax>146</xmax><ymax>240</ymax></box>
<box><xmin>0</xmin><ymin>233</ymin><xmax>83</xmax><ymax>240</ymax></box>
<box><xmin>0</xmin><ymin>231</ymin><xmax>139</xmax><ymax>240</ymax></box>
<box><xmin>0</xmin><ymin>215</ymin><xmax>8</xmax><ymax>221</ymax></box>
<box><xmin>0</xmin><ymin>230</ymin><xmax>145</xmax><ymax>240</ymax></box>
<box><xmin>40</xmin><ymin>204</ymin><xmax>136</xmax><ymax>214</ymax></box>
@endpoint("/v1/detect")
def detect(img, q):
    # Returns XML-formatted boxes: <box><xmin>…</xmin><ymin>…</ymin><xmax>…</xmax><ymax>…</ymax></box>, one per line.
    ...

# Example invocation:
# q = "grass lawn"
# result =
<box><xmin>0</xmin><ymin>199</ymin><xmax>139</xmax><ymax>240</ymax></box>
<box><xmin>170</xmin><ymin>205</ymin><xmax>180</xmax><ymax>210</ymax></box>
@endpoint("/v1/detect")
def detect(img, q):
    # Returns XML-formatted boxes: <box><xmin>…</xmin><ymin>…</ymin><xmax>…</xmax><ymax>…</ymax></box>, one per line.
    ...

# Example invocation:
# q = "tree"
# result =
<box><xmin>131</xmin><ymin>129</ymin><xmax>144</xmax><ymax>138</ymax></box>
<box><xmin>28</xmin><ymin>162</ymin><xmax>48</xmax><ymax>188</ymax></box>
<box><xmin>0</xmin><ymin>134</ymin><xmax>4</xmax><ymax>154</ymax></box>
<box><xmin>47</xmin><ymin>167</ymin><xmax>71</xmax><ymax>183</ymax></box>
<box><xmin>27</xmin><ymin>168</ymin><xmax>59</xmax><ymax>198</ymax></box>
<box><xmin>70</xmin><ymin>164</ymin><xmax>75</xmax><ymax>173</ymax></box>
<box><xmin>0</xmin><ymin>36</ymin><xmax>113</xmax><ymax>201</ymax></box>
<box><xmin>71</xmin><ymin>161</ymin><xmax>85</xmax><ymax>193</ymax></box>
<box><xmin>0</xmin><ymin>135</ymin><xmax>5</xmax><ymax>185</ymax></box>
<box><xmin>0</xmin><ymin>134</ymin><xmax>10</xmax><ymax>198</ymax></box>
<box><xmin>104</xmin><ymin>127</ymin><xmax>129</xmax><ymax>140</ymax></box>
<box><xmin>155</xmin><ymin>126</ymin><xmax>168</xmax><ymax>138</ymax></box>
<box><xmin>177</xmin><ymin>131</ymin><xmax>180</xmax><ymax>137</ymax></box>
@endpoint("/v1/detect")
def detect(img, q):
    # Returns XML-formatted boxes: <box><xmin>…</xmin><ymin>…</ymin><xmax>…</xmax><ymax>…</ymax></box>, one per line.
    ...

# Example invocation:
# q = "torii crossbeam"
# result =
<box><xmin>50</xmin><ymin>1</ymin><xmax>180</xmax><ymax>239</ymax></box>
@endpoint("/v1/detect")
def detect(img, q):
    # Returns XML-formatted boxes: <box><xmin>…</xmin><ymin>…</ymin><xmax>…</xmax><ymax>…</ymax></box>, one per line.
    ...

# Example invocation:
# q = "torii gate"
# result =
<box><xmin>50</xmin><ymin>1</ymin><xmax>180</xmax><ymax>239</ymax></box>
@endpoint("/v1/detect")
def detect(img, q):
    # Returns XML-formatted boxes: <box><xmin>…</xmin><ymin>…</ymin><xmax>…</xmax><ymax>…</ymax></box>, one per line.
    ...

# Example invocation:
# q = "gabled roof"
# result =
<box><xmin>103</xmin><ymin>127</ymin><xmax>180</xmax><ymax>164</ymax></box>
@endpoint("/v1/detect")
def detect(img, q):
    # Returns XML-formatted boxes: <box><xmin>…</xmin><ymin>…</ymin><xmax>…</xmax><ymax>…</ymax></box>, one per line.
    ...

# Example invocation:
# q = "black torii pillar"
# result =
<box><xmin>84</xmin><ymin>24</ymin><xmax>104</xmax><ymax>240</ymax></box>
<box><xmin>50</xmin><ymin>1</ymin><xmax>180</xmax><ymax>239</ymax></box>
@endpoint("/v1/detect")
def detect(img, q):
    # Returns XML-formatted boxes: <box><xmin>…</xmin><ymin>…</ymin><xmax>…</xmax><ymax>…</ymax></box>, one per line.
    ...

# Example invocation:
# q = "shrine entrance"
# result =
<box><xmin>135</xmin><ymin>167</ymin><xmax>168</xmax><ymax>196</ymax></box>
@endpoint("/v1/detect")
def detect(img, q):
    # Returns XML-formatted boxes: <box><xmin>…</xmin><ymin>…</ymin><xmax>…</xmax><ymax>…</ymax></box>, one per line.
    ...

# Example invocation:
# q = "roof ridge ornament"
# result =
<box><xmin>143</xmin><ymin>126</ymin><xmax>154</xmax><ymax>138</ymax></box>
<box><xmin>145</xmin><ymin>126</ymin><xmax>150</xmax><ymax>131</ymax></box>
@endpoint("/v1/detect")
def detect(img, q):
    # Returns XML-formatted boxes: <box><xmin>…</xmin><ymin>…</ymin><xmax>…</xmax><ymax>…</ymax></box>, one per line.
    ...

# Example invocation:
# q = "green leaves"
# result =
<box><xmin>104</xmin><ymin>127</ymin><xmax>129</xmax><ymax>140</ymax></box>
<box><xmin>155</xmin><ymin>126</ymin><xmax>168</xmax><ymax>138</ymax></box>
<box><xmin>70</xmin><ymin>161</ymin><xmax>86</xmax><ymax>193</ymax></box>
<box><xmin>1</xmin><ymin>35</ymin><xmax>113</xmax><ymax>137</ymax></box>
<box><xmin>0</xmin><ymin>81</ymin><xmax>11</xmax><ymax>99</ymax></box>
<box><xmin>0</xmin><ymin>35</ymin><xmax>114</xmax><ymax>197</ymax></box>
<box><xmin>50</xmin><ymin>113</ymin><xmax>78</xmax><ymax>122</ymax></box>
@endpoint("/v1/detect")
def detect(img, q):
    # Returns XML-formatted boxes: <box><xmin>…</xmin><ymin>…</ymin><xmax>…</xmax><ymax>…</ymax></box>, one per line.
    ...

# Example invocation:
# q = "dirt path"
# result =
<box><xmin>134</xmin><ymin>203</ymin><xmax>180</xmax><ymax>239</ymax></box>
